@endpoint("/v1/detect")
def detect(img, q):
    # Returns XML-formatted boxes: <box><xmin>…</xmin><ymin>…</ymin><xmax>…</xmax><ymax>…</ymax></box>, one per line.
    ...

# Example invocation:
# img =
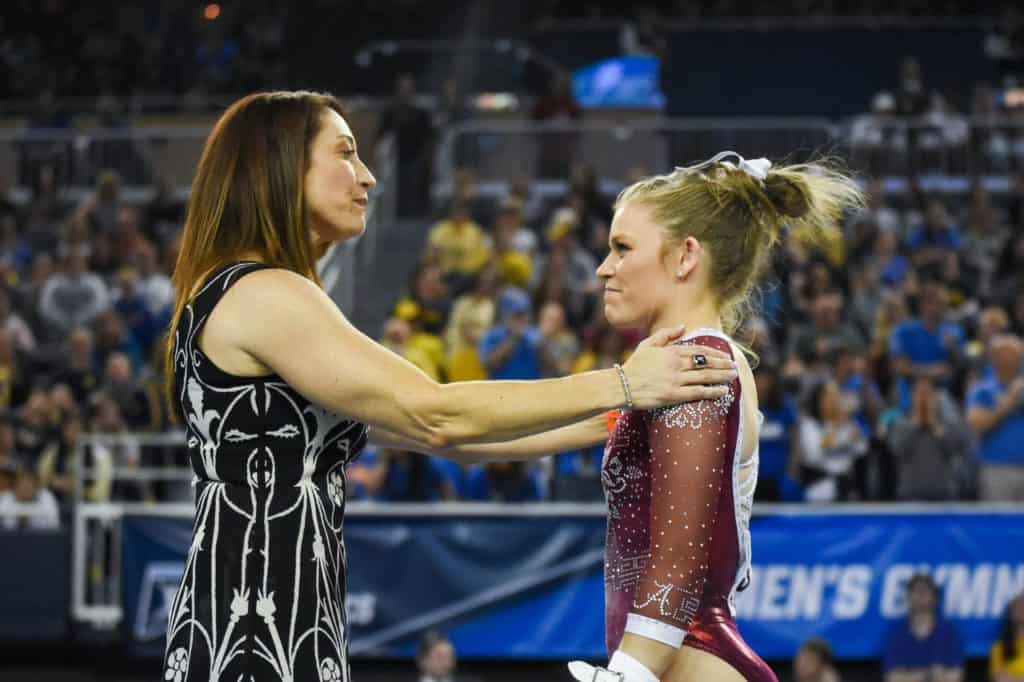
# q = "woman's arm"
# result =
<box><xmin>231</xmin><ymin>270</ymin><xmax>736</xmax><ymax>451</ymax></box>
<box><xmin>372</xmin><ymin>413</ymin><xmax>609</xmax><ymax>464</ymax></box>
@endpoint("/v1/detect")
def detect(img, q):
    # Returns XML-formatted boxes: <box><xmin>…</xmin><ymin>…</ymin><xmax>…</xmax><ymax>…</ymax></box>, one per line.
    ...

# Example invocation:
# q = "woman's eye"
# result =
<box><xmin>341</xmin><ymin>149</ymin><xmax>356</xmax><ymax>158</ymax></box>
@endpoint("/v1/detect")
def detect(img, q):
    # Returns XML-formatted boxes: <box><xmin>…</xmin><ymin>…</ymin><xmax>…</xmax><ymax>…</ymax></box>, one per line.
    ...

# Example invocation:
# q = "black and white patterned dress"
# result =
<box><xmin>164</xmin><ymin>261</ymin><xmax>368</xmax><ymax>682</ymax></box>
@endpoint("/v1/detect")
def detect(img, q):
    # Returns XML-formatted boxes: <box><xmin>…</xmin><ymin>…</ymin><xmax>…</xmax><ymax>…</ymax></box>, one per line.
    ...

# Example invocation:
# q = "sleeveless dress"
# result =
<box><xmin>602</xmin><ymin>330</ymin><xmax>777</xmax><ymax>682</ymax></box>
<box><xmin>163</xmin><ymin>262</ymin><xmax>368</xmax><ymax>682</ymax></box>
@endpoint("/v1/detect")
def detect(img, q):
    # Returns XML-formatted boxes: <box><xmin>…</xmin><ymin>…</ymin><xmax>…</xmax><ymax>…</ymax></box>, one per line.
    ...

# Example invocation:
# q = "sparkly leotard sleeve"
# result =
<box><xmin>603</xmin><ymin>334</ymin><xmax>739</xmax><ymax>650</ymax></box>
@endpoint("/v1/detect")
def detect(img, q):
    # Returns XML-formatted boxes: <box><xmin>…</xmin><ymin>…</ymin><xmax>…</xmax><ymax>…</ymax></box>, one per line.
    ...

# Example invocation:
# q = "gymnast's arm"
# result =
<box><xmin>370</xmin><ymin>413</ymin><xmax>609</xmax><ymax>464</ymax></box>
<box><xmin>616</xmin><ymin>336</ymin><xmax>736</xmax><ymax>678</ymax></box>
<box><xmin>229</xmin><ymin>268</ymin><xmax>734</xmax><ymax>451</ymax></box>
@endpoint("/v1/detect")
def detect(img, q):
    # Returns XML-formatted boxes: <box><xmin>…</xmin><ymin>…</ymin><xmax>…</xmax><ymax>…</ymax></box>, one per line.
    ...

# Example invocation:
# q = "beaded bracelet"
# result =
<box><xmin>612</xmin><ymin>363</ymin><xmax>633</xmax><ymax>411</ymax></box>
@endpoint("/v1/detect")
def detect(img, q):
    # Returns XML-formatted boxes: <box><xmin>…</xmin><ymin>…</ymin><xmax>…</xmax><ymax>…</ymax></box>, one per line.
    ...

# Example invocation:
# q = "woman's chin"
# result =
<box><xmin>602</xmin><ymin>304</ymin><xmax>631</xmax><ymax>330</ymax></box>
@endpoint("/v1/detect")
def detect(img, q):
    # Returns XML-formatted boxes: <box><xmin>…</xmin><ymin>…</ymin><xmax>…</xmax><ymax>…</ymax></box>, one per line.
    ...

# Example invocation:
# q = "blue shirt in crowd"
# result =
<box><xmin>967</xmin><ymin>378</ymin><xmax>1024</xmax><ymax>465</ymax></box>
<box><xmin>882</xmin><ymin>618</ymin><xmax>964</xmax><ymax>672</ymax></box>
<box><xmin>463</xmin><ymin>465</ymin><xmax>543</xmax><ymax>503</ymax></box>
<box><xmin>906</xmin><ymin>225</ymin><xmax>962</xmax><ymax>251</ymax></box>
<box><xmin>479</xmin><ymin>325</ymin><xmax>542</xmax><ymax>380</ymax></box>
<box><xmin>758</xmin><ymin>399</ymin><xmax>798</xmax><ymax>481</ymax></box>
<box><xmin>890</xmin><ymin>319</ymin><xmax>965</xmax><ymax>410</ymax></box>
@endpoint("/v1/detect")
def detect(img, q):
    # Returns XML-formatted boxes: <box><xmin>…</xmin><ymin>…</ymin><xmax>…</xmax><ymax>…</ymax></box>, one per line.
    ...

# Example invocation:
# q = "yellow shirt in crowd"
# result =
<box><xmin>428</xmin><ymin>219</ymin><xmax>491</xmax><ymax>274</ymax></box>
<box><xmin>991</xmin><ymin>637</ymin><xmax>1024</xmax><ymax>678</ymax></box>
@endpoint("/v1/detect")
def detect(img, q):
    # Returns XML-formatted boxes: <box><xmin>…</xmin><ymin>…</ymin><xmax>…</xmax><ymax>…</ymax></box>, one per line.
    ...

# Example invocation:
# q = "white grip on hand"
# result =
<box><xmin>567</xmin><ymin>661</ymin><xmax>623</xmax><ymax>682</ymax></box>
<box><xmin>567</xmin><ymin>651</ymin><xmax>659</xmax><ymax>682</ymax></box>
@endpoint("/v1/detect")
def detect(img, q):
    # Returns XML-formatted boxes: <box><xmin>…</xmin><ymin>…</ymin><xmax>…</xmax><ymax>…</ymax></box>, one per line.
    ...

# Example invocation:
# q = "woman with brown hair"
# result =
<box><xmin>161</xmin><ymin>91</ymin><xmax>736</xmax><ymax>682</ymax></box>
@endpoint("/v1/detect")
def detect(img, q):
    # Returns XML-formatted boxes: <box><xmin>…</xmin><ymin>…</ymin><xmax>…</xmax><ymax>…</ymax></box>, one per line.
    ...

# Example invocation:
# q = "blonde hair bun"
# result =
<box><xmin>763</xmin><ymin>172</ymin><xmax>812</xmax><ymax>218</ymax></box>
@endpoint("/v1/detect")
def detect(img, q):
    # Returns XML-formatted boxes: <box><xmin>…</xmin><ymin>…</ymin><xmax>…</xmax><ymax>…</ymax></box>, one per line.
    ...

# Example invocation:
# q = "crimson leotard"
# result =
<box><xmin>601</xmin><ymin>332</ymin><xmax>776</xmax><ymax>682</ymax></box>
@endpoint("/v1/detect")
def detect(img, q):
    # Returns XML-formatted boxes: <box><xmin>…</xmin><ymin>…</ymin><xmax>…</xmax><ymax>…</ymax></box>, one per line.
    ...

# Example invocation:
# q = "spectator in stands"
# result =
<box><xmin>416</xmin><ymin>630</ymin><xmax>459</xmax><ymax>682</ymax></box>
<box><xmin>872</xmin><ymin>229</ymin><xmax>912</xmax><ymax>290</ymax></box>
<box><xmin>398</xmin><ymin>261</ymin><xmax>452</xmax><ymax>337</ymax></box>
<box><xmin>889</xmin><ymin>281</ymin><xmax>964</xmax><ymax>410</ymax></box>
<box><xmin>13</xmin><ymin>386</ymin><xmax>60</xmax><ymax>465</ymax></box>
<box><xmin>906</xmin><ymin>199</ymin><xmax>962</xmax><ymax>271</ymax></box>
<box><xmin>967</xmin><ymin>334</ymin><xmax>1024</xmax><ymax>501</ymax></box>
<box><xmin>794</xmin><ymin>637</ymin><xmax>840</xmax><ymax>682</ymax></box>
<box><xmin>443</xmin><ymin>263</ymin><xmax>498</xmax><ymax>383</ymax></box>
<box><xmin>754</xmin><ymin>361</ymin><xmax>801</xmax><ymax>503</ymax></box>
<box><xmin>895</xmin><ymin>56</ymin><xmax>930</xmax><ymax>117</ymax></box>
<box><xmin>536</xmin><ymin>208</ymin><xmax>599</xmax><ymax>326</ymax></box>
<box><xmin>38</xmin><ymin>411</ymin><xmax>89</xmax><ymax>504</ymax></box>
<box><xmin>88</xmin><ymin>390</ymin><xmax>146</xmax><ymax>502</ymax></box>
<box><xmin>991</xmin><ymin>593</ymin><xmax>1024</xmax><ymax>682</ymax></box>
<box><xmin>538</xmin><ymin>301</ymin><xmax>579</xmax><ymax>378</ymax></box>
<box><xmin>882</xmin><ymin>573</ymin><xmax>964</xmax><ymax>682</ymax></box>
<box><xmin>102</xmin><ymin>352</ymin><xmax>158</xmax><ymax>431</ymax></box>
<box><xmin>0</xmin><ymin>465</ymin><xmax>59</xmax><ymax>530</ymax></box>
<box><xmin>786</xmin><ymin>291</ymin><xmax>866</xmax><ymax>372</ymax></box>
<box><xmin>508</xmin><ymin>175</ymin><xmax>546</xmax><ymax>230</ymax></box>
<box><xmin>432</xmin><ymin>76</ymin><xmax>469</xmax><ymax>132</ymax></box>
<box><xmin>381</xmin><ymin>313</ymin><xmax>445</xmax><ymax>382</ymax></box>
<box><xmin>0</xmin><ymin>329</ymin><xmax>30</xmax><ymax>410</ymax></box>
<box><xmin>832</xmin><ymin>344</ymin><xmax>883</xmax><ymax>437</ymax></box>
<box><xmin>857</xmin><ymin>178</ymin><xmax>903</xmax><ymax>236</ymax></box>
<box><xmin>366</xmin><ymin>448</ymin><xmax>456</xmax><ymax>502</ymax></box>
<box><xmin>571</xmin><ymin>323</ymin><xmax>627</xmax><ymax>374</ymax></box>
<box><xmin>963</xmin><ymin>186</ymin><xmax>1007</xmax><ymax>296</ymax></box>
<box><xmin>135</xmin><ymin>242</ymin><xmax>174</xmax><ymax>319</ymax></box>
<box><xmin>966</xmin><ymin>306</ymin><xmax>1011</xmax><ymax>384</ymax></box>
<box><xmin>994</xmin><ymin>233</ymin><xmax>1024</xmax><ymax>306</ymax></box>
<box><xmin>112</xmin><ymin>266</ymin><xmax>161</xmax><ymax>356</ymax></box>
<box><xmin>531</xmin><ymin>70</ymin><xmax>582</xmax><ymax>178</ymax></box>
<box><xmin>480</xmin><ymin>287</ymin><xmax>542</xmax><ymax>381</ymax></box>
<box><xmin>93</xmin><ymin>309</ymin><xmax>144</xmax><ymax>371</ymax></box>
<box><xmin>74</xmin><ymin>170</ymin><xmax>122</xmax><ymax>236</ymax></box>
<box><xmin>797</xmin><ymin>379</ymin><xmax>869</xmax><ymax>502</ymax></box>
<box><xmin>0</xmin><ymin>286</ymin><xmax>35</xmax><ymax>353</ymax></box>
<box><xmin>49</xmin><ymin>327</ymin><xmax>100</xmax><ymax>403</ymax></box>
<box><xmin>0</xmin><ymin>458</ymin><xmax>13</xmax><ymax>496</ymax></box>
<box><xmin>463</xmin><ymin>461</ymin><xmax>543</xmax><ymax>503</ymax></box>
<box><xmin>379</xmin><ymin>74</ymin><xmax>433</xmax><ymax>217</ymax></box>
<box><xmin>493</xmin><ymin>197</ymin><xmax>538</xmax><ymax>259</ymax></box>
<box><xmin>143</xmin><ymin>174</ymin><xmax>184</xmax><ymax>244</ymax></box>
<box><xmin>887</xmin><ymin>377</ymin><xmax>971</xmax><ymax>501</ymax></box>
<box><xmin>426</xmin><ymin>199</ymin><xmax>491</xmax><ymax>287</ymax></box>
<box><xmin>549</xmin><ymin>442</ymin><xmax>604</xmax><ymax>502</ymax></box>
<box><xmin>37</xmin><ymin>246</ymin><xmax>110</xmax><ymax>340</ymax></box>
<box><xmin>491</xmin><ymin>197</ymin><xmax>538</xmax><ymax>289</ymax></box>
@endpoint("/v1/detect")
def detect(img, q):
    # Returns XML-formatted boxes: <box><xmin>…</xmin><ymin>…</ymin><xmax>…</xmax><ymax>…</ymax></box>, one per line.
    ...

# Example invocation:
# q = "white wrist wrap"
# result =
<box><xmin>608</xmin><ymin>650</ymin><xmax>659</xmax><ymax>682</ymax></box>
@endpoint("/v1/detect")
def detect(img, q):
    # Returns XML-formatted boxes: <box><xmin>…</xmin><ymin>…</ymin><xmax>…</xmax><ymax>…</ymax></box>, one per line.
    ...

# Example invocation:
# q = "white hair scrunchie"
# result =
<box><xmin>674</xmin><ymin>150</ymin><xmax>772</xmax><ymax>181</ymax></box>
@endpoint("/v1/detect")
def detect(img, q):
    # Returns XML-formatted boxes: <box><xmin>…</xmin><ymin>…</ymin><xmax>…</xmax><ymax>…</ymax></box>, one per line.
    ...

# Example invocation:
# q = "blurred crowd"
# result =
<box><xmin>0</xmin><ymin>0</ymin><xmax>286</xmax><ymax>101</ymax></box>
<box><xmin>0</xmin><ymin>165</ymin><xmax>182</xmax><ymax>529</ymax></box>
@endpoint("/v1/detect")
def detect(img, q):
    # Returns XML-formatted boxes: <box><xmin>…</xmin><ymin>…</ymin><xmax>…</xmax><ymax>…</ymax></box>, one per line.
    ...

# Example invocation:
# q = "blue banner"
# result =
<box><xmin>121</xmin><ymin>509</ymin><xmax>1024</xmax><ymax>660</ymax></box>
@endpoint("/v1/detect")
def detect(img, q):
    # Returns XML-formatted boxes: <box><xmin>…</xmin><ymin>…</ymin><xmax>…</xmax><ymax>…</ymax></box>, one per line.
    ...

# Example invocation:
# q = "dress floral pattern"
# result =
<box><xmin>164</xmin><ymin>262</ymin><xmax>368</xmax><ymax>681</ymax></box>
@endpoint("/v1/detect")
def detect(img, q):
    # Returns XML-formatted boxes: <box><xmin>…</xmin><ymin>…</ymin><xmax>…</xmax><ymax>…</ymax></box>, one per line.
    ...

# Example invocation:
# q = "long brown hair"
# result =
<box><xmin>163</xmin><ymin>91</ymin><xmax>343</xmax><ymax>420</ymax></box>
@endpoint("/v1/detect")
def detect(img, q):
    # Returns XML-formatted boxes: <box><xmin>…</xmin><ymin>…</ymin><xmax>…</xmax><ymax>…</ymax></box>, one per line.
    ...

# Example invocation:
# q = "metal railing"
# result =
<box><xmin>434</xmin><ymin>117</ymin><xmax>839</xmax><ymax>197</ymax></box>
<box><xmin>0</xmin><ymin>126</ymin><xmax>210</xmax><ymax>192</ymax></box>
<box><xmin>433</xmin><ymin>115</ymin><xmax>1024</xmax><ymax>199</ymax></box>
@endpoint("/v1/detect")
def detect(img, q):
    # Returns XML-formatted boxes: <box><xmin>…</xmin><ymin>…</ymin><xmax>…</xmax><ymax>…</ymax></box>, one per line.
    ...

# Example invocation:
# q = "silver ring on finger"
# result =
<box><xmin>692</xmin><ymin>353</ymin><xmax>708</xmax><ymax>369</ymax></box>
